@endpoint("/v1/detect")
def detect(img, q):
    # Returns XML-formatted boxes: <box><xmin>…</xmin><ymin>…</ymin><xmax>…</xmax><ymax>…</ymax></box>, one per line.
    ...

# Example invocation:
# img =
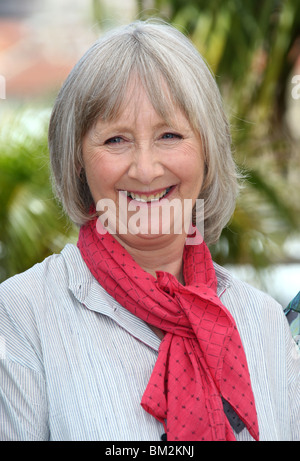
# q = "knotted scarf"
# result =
<box><xmin>77</xmin><ymin>216</ymin><xmax>259</xmax><ymax>441</ymax></box>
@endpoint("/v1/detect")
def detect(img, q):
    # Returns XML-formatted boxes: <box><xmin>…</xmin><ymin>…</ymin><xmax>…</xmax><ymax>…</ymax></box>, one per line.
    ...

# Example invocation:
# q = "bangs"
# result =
<box><xmin>79</xmin><ymin>33</ymin><xmax>198</xmax><ymax>137</ymax></box>
<box><xmin>84</xmin><ymin>73</ymin><xmax>185</xmax><ymax>136</ymax></box>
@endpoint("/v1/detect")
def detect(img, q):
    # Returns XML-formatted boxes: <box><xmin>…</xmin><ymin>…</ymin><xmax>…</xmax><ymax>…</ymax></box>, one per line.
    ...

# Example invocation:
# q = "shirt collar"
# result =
<box><xmin>214</xmin><ymin>262</ymin><xmax>232</xmax><ymax>297</ymax></box>
<box><xmin>61</xmin><ymin>243</ymin><xmax>162</xmax><ymax>351</ymax></box>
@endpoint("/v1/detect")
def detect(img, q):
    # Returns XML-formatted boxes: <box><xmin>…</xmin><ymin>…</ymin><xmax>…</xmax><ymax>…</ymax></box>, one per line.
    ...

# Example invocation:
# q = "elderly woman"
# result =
<box><xmin>0</xmin><ymin>21</ymin><xmax>299</xmax><ymax>442</ymax></box>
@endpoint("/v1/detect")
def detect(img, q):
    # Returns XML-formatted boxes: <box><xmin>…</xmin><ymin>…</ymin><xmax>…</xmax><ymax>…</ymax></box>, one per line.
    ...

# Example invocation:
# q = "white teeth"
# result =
<box><xmin>126</xmin><ymin>188</ymin><xmax>171</xmax><ymax>202</ymax></box>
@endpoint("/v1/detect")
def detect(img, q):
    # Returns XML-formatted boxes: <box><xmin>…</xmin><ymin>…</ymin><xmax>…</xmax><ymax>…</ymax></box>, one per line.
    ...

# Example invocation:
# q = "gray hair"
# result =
<box><xmin>49</xmin><ymin>20</ymin><xmax>239</xmax><ymax>244</ymax></box>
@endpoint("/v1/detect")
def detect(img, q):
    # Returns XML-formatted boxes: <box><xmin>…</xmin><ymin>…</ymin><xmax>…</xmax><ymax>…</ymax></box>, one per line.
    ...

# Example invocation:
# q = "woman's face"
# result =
<box><xmin>82</xmin><ymin>81</ymin><xmax>205</xmax><ymax>249</ymax></box>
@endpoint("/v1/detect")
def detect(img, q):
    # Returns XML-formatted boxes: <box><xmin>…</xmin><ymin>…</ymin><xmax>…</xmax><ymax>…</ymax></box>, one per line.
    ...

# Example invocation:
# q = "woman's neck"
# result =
<box><xmin>115</xmin><ymin>233</ymin><xmax>186</xmax><ymax>283</ymax></box>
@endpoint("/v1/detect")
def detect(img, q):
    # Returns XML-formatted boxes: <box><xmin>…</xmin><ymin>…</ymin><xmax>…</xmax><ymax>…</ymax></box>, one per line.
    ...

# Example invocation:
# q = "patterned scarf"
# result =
<box><xmin>77</xmin><ymin>216</ymin><xmax>259</xmax><ymax>441</ymax></box>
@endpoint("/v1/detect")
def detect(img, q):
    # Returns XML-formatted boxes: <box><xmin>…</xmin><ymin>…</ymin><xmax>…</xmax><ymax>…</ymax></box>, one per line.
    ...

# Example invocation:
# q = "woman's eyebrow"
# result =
<box><xmin>93</xmin><ymin>121</ymin><xmax>175</xmax><ymax>135</ymax></box>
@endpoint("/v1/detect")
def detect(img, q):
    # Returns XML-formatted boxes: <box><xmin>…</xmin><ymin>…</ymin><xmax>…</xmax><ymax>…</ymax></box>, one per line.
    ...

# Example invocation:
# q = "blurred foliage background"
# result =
<box><xmin>0</xmin><ymin>0</ymin><xmax>300</xmax><ymax>304</ymax></box>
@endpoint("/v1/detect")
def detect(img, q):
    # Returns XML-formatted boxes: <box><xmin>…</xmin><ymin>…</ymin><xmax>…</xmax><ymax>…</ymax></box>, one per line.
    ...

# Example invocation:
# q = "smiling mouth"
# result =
<box><xmin>124</xmin><ymin>186</ymin><xmax>174</xmax><ymax>203</ymax></box>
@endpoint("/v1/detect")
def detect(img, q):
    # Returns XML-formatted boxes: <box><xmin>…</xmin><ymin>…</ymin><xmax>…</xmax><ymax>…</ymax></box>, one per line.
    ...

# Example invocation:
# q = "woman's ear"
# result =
<box><xmin>76</xmin><ymin>163</ymin><xmax>85</xmax><ymax>181</ymax></box>
<box><xmin>79</xmin><ymin>168</ymin><xmax>86</xmax><ymax>183</ymax></box>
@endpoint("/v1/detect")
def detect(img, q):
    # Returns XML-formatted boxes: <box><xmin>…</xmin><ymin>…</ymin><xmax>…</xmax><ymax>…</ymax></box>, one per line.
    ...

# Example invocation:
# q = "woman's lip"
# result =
<box><xmin>117</xmin><ymin>185</ymin><xmax>177</xmax><ymax>205</ymax></box>
<box><xmin>119</xmin><ymin>186</ymin><xmax>175</xmax><ymax>196</ymax></box>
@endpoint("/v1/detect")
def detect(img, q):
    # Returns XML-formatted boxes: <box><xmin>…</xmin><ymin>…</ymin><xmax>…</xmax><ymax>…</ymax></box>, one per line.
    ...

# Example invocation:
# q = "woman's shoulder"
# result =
<box><xmin>214</xmin><ymin>262</ymin><xmax>284</xmax><ymax>318</ymax></box>
<box><xmin>0</xmin><ymin>244</ymin><xmax>86</xmax><ymax>307</ymax></box>
<box><xmin>0</xmin><ymin>244</ymin><xmax>93</xmax><ymax>355</ymax></box>
<box><xmin>214</xmin><ymin>263</ymin><xmax>296</xmax><ymax>363</ymax></box>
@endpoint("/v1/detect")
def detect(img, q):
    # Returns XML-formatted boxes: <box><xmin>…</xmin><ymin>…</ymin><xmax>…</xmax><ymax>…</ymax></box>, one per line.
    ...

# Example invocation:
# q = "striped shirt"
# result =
<box><xmin>0</xmin><ymin>243</ymin><xmax>299</xmax><ymax>441</ymax></box>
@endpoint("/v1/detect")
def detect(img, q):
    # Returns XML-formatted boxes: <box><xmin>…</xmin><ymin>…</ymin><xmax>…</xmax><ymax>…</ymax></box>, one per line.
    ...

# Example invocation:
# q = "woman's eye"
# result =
<box><xmin>161</xmin><ymin>132</ymin><xmax>182</xmax><ymax>140</ymax></box>
<box><xmin>105</xmin><ymin>136</ymin><xmax>124</xmax><ymax>144</ymax></box>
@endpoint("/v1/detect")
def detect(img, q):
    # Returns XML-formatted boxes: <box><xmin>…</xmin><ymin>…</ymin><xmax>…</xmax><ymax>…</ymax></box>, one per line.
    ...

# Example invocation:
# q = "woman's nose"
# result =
<box><xmin>127</xmin><ymin>145</ymin><xmax>164</xmax><ymax>184</ymax></box>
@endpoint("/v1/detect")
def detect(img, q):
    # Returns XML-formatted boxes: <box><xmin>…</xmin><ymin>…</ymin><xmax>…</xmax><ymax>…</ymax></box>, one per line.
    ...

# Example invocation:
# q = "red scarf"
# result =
<box><xmin>77</xmin><ymin>217</ymin><xmax>259</xmax><ymax>441</ymax></box>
